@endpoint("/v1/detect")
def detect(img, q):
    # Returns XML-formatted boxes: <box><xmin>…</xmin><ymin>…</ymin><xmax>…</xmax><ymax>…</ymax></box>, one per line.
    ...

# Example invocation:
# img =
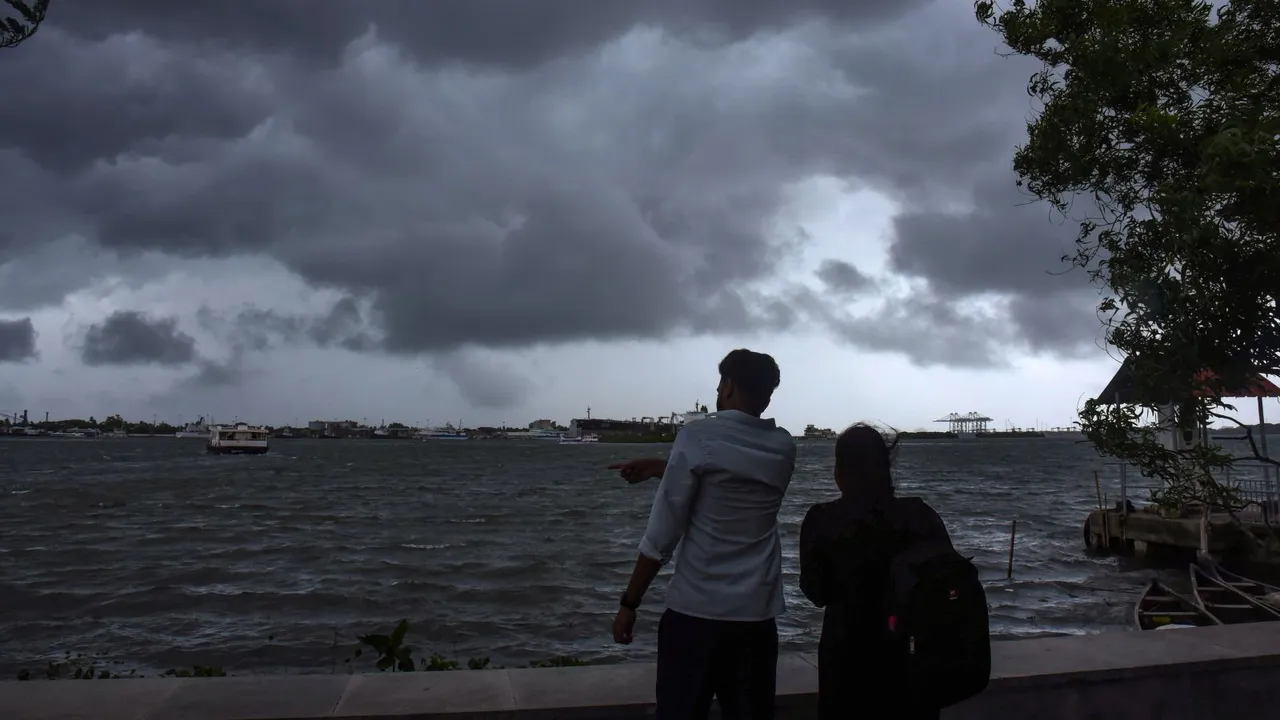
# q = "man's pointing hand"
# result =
<box><xmin>606</xmin><ymin>457</ymin><xmax>667</xmax><ymax>484</ymax></box>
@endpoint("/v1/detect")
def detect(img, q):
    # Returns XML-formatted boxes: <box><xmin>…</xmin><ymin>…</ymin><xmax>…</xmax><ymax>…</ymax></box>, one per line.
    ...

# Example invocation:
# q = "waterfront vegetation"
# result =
<box><xmin>0</xmin><ymin>0</ymin><xmax>47</xmax><ymax>50</ymax></box>
<box><xmin>14</xmin><ymin>620</ymin><xmax>587</xmax><ymax>681</ymax></box>
<box><xmin>977</xmin><ymin>0</ymin><xmax>1280</xmax><ymax>525</ymax></box>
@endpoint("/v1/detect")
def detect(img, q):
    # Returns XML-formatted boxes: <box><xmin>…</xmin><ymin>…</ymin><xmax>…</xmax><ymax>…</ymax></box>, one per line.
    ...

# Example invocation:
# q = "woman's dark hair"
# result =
<box><xmin>718</xmin><ymin>349</ymin><xmax>780</xmax><ymax>411</ymax></box>
<box><xmin>835</xmin><ymin>423</ymin><xmax>901</xmax><ymax>503</ymax></box>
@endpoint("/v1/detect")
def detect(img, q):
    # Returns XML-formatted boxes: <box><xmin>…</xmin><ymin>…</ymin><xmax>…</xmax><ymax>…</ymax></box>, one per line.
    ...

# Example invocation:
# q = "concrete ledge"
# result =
<box><xmin>4</xmin><ymin>623</ymin><xmax>1280</xmax><ymax>720</ymax></box>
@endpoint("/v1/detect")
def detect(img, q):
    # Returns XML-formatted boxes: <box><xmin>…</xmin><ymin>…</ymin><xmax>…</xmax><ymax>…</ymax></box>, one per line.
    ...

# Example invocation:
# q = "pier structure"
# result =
<box><xmin>934</xmin><ymin>411</ymin><xmax>993</xmax><ymax>434</ymax></box>
<box><xmin>1084</xmin><ymin>359</ymin><xmax>1280</xmax><ymax>563</ymax></box>
<box><xmin>4</xmin><ymin>623</ymin><xmax>1278</xmax><ymax>719</ymax></box>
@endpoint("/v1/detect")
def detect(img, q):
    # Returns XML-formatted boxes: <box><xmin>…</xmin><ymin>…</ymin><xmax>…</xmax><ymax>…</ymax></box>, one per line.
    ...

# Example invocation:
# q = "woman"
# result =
<box><xmin>799</xmin><ymin>424</ymin><xmax>952</xmax><ymax>720</ymax></box>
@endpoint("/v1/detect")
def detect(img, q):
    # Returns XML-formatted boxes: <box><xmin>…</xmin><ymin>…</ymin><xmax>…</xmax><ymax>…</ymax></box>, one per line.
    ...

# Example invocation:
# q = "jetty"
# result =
<box><xmin>3</xmin><ymin>623</ymin><xmax>1278</xmax><ymax>719</ymax></box>
<box><xmin>1085</xmin><ymin>460</ymin><xmax>1280</xmax><ymax>563</ymax></box>
<box><xmin>1082</xmin><ymin>361</ymin><xmax>1280</xmax><ymax>565</ymax></box>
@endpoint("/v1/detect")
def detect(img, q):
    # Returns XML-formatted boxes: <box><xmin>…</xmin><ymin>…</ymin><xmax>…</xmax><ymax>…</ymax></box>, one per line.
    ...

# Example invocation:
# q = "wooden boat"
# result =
<box><xmin>1203</xmin><ymin>556</ymin><xmax>1274</xmax><ymax>594</ymax></box>
<box><xmin>1201</xmin><ymin>557</ymin><xmax>1280</xmax><ymax>603</ymax></box>
<box><xmin>1190</xmin><ymin>563</ymin><xmax>1280</xmax><ymax>624</ymax></box>
<box><xmin>1133</xmin><ymin>579</ymin><xmax>1223</xmax><ymax>630</ymax></box>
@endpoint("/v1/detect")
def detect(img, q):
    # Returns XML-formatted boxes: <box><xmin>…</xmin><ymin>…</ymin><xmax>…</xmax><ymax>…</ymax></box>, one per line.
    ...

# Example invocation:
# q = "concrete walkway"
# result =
<box><xmin>3</xmin><ymin>623</ymin><xmax>1280</xmax><ymax>719</ymax></box>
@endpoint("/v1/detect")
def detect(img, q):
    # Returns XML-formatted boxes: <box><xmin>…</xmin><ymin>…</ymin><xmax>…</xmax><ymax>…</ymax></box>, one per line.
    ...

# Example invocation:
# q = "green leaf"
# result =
<box><xmin>389</xmin><ymin>619</ymin><xmax>409</xmax><ymax>648</ymax></box>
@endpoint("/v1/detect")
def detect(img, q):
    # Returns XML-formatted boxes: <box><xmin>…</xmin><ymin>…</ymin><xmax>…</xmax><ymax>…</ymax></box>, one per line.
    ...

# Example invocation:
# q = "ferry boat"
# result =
<box><xmin>802</xmin><ymin>424</ymin><xmax>837</xmax><ymax>440</ymax></box>
<box><xmin>175</xmin><ymin>417</ymin><xmax>210</xmax><ymax>439</ymax></box>
<box><xmin>559</xmin><ymin>433</ymin><xmax>600</xmax><ymax>445</ymax></box>
<box><xmin>207</xmin><ymin>423</ymin><xmax>270</xmax><ymax>455</ymax></box>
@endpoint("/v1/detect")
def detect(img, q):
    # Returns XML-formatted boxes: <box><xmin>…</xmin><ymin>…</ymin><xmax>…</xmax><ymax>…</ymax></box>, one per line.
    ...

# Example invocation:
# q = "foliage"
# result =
<box><xmin>976</xmin><ymin>0</ymin><xmax>1280</xmax><ymax>514</ymax></box>
<box><xmin>353</xmin><ymin>619</ymin><xmax>415</xmax><ymax>672</ymax></box>
<box><xmin>1</xmin><ymin>0</ymin><xmax>48</xmax><ymax>49</ymax></box>
<box><xmin>349</xmin><ymin>619</ymin><xmax>589</xmax><ymax>672</ymax></box>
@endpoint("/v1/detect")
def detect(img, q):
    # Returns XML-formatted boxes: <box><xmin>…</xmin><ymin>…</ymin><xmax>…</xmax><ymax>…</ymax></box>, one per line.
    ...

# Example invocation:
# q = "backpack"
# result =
<box><xmin>882</xmin><ymin>500</ymin><xmax>991</xmax><ymax>709</ymax></box>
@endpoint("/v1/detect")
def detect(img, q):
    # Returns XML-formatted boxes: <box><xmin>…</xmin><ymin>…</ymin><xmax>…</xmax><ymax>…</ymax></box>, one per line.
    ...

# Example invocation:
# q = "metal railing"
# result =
<box><xmin>1096</xmin><ymin>459</ymin><xmax>1280</xmax><ymax>519</ymax></box>
<box><xmin>1221</xmin><ymin>461</ymin><xmax>1280</xmax><ymax>517</ymax></box>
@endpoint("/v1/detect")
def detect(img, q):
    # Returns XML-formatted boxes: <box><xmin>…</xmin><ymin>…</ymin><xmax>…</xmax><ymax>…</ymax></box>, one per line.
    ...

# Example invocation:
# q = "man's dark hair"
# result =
<box><xmin>718</xmin><ymin>349</ymin><xmax>780</xmax><ymax>413</ymax></box>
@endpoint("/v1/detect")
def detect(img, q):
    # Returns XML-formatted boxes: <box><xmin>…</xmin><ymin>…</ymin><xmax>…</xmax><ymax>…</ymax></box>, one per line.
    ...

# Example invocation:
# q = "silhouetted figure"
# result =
<box><xmin>610</xmin><ymin>349</ymin><xmax>796</xmax><ymax>720</ymax></box>
<box><xmin>800</xmin><ymin>424</ymin><xmax>990</xmax><ymax>720</ymax></box>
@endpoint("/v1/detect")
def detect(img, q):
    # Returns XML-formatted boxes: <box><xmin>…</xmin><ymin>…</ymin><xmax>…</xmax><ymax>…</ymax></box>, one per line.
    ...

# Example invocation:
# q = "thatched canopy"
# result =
<box><xmin>1095</xmin><ymin>357</ymin><xmax>1280</xmax><ymax>404</ymax></box>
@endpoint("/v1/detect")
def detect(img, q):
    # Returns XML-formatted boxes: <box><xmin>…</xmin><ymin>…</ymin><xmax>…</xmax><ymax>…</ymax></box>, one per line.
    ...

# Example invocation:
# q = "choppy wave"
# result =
<box><xmin>0</xmin><ymin>436</ymin><xmax>1170</xmax><ymax>676</ymax></box>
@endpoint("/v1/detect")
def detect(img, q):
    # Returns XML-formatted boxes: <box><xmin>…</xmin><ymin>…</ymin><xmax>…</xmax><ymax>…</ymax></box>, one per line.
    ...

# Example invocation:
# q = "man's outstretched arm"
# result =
<box><xmin>606</xmin><ymin>457</ymin><xmax>668</xmax><ymax>484</ymax></box>
<box><xmin>621</xmin><ymin>431</ymin><xmax>702</xmax><ymax>606</ymax></box>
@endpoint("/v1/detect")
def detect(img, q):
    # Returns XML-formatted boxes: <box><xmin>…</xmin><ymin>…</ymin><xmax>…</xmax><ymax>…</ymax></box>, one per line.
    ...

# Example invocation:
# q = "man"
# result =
<box><xmin>608</xmin><ymin>348</ymin><xmax>797</xmax><ymax>720</ymax></box>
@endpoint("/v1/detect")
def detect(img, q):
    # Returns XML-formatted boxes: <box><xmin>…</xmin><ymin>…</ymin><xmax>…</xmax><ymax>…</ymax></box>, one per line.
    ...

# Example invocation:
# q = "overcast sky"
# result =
<box><xmin>0</xmin><ymin>0</ymin><xmax>1273</xmax><ymax>431</ymax></box>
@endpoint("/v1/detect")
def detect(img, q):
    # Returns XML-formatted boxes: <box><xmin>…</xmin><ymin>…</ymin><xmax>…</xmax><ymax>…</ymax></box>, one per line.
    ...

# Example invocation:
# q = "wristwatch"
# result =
<box><xmin>620</xmin><ymin>594</ymin><xmax>640</xmax><ymax>611</ymax></box>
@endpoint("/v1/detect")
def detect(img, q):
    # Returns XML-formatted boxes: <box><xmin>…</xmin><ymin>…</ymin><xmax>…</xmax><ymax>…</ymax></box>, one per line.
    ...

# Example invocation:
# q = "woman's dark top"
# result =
<box><xmin>799</xmin><ymin>494</ymin><xmax>952</xmax><ymax>720</ymax></box>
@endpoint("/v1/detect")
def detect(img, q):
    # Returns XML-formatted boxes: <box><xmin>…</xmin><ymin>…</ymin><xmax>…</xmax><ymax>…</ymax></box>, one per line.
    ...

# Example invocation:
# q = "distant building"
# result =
<box><xmin>307</xmin><ymin>419</ymin><xmax>361</xmax><ymax>438</ymax></box>
<box><xmin>528</xmin><ymin>419</ymin><xmax>557</xmax><ymax>430</ymax></box>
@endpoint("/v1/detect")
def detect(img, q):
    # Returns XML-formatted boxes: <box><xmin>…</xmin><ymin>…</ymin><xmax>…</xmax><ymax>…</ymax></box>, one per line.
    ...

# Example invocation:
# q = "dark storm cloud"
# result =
<box><xmin>50</xmin><ymin>0</ymin><xmax>927</xmax><ymax>68</ymax></box>
<box><xmin>190</xmin><ymin>358</ymin><xmax>241</xmax><ymax>388</ymax></box>
<box><xmin>81</xmin><ymin>311</ymin><xmax>197</xmax><ymax>366</ymax></box>
<box><xmin>0</xmin><ymin>318</ymin><xmax>37</xmax><ymax>362</ymax></box>
<box><xmin>430</xmin><ymin>351</ymin><xmax>533</xmax><ymax>411</ymax></box>
<box><xmin>0</xmin><ymin>30</ymin><xmax>273</xmax><ymax>175</ymax></box>
<box><xmin>1</xmin><ymin>0</ymin><xmax>1104</xmax><ymax>369</ymax></box>
<box><xmin>815</xmin><ymin>260</ymin><xmax>873</xmax><ymax>295</ymax></box>
<box><xmin>886</xmin><ymin>172</ymin><xmax>1103</xmax><ymax>357</ymax></box>
<box><xmin>199</xmin><ymin>300</ymin><xmax>377</xmax><ymax>355</ymax></box>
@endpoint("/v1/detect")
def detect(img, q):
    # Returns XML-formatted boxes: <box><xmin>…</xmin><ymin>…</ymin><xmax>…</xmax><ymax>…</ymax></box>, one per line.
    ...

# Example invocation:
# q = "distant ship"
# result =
<box><xmin>175</xmin><ymin>416</ymin><xmax>209</xmax><ymax>439</ymax></box>
<box><xmin>418</xmin><ymin>423</ymin><xmax>468</xmax><ymax>440</ymax></box>
<box><xmin>801</xmin><ymin>424</ymin><xmax>837</xmax><ymax>440</ymax></box>
<box><xmin>559</xmin><ymin>433</ymin><xmax>600</xmax><ymax>445</ymax></box>
<box><xmin>677</xmin><ymin>402</ymin><xmax>711</xmax><ymax>426</ymax></box>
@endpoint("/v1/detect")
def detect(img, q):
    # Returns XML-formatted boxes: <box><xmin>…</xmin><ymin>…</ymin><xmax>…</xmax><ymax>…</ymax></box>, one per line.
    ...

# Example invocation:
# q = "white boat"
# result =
<box><xmin>419</xmin><ymin>429</ymin><xmax>469</xmax><ymax>440</ymax></box>
<box><xmin>678</xmin><ymin>402</ymin><xmax>712</xmax><ymax>426</ymax></box>
<box><xmin>559</xmin><ymin>433</ymin><xmax>600</xmax><ymax>445</ymax></box>
<box><xmin>207</xmin><ymin>423</ymin><xmax>269</xmax><ymax>455</ymax></box>
<box><xmin>417</xmin><ymin>423</ymin><xmax>468</xmax><ymax>440</ymax></box>
<box><xmin>175</xmin><ymin>417</ymin><xmax>209</xmax><ymax>439</ymax></box>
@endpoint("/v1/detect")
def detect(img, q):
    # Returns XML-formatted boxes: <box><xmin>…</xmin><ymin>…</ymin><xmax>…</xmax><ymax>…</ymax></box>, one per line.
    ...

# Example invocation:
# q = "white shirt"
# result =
<box><xmin>637</xmin><ymin>410</ymin><xmax>797</xmax><ymax>621</ymax></box>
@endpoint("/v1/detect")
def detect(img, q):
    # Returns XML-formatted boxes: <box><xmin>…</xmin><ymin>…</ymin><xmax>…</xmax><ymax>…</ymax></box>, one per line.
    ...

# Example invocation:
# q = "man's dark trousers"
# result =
<box><xmin>655</xmin><ymin>608</ymin><xmax>779</xmax><ymax>720</ymax></box>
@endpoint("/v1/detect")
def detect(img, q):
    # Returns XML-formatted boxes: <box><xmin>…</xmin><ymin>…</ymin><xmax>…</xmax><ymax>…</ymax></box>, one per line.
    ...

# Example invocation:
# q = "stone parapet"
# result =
<box><xmin>4</xmin><ymin>623</ymin><xmax>1280</xmax><ymax>719</ymax></box>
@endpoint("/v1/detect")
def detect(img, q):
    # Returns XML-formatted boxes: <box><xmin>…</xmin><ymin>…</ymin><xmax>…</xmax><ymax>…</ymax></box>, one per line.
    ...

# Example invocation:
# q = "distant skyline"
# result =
<box><xmin>0</xmin><ymin>1</ymin><xmax>1275</xmax><ymax>435</ymax></box>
